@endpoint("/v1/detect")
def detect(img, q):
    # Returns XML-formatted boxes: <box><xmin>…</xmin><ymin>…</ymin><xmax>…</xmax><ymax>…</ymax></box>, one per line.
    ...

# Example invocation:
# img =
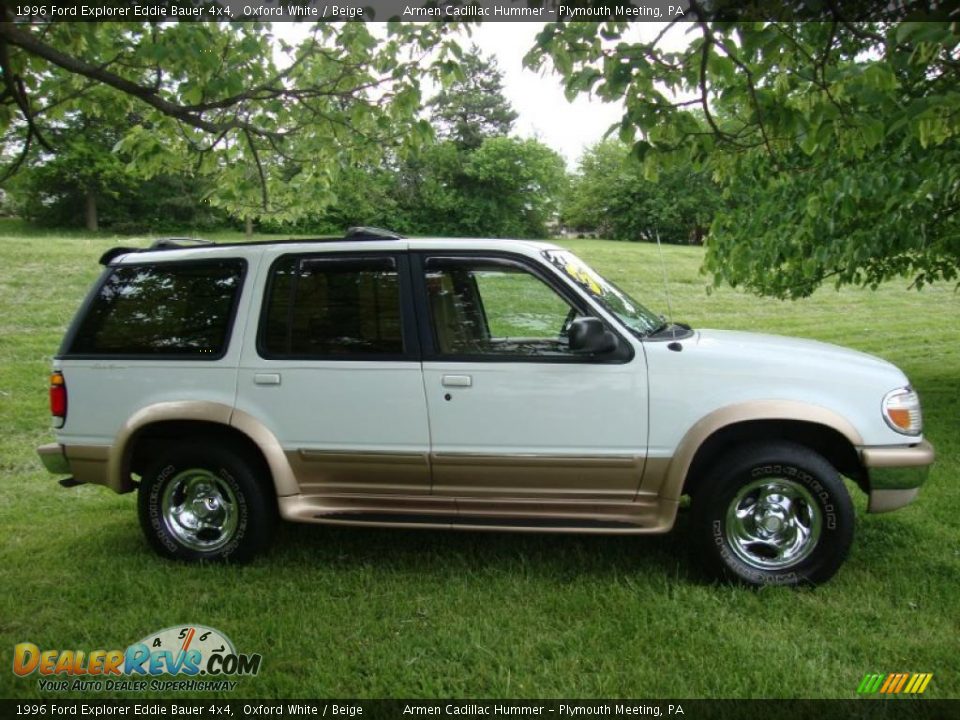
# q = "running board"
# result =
<box><xmin>278</xmin><ymin>494</ymin><xmax>677</xmax><ymax>534</ymax></box>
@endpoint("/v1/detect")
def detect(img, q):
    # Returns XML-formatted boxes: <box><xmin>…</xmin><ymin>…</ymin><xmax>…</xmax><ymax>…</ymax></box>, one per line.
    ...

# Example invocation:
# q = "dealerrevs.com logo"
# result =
<box><xmin>13</xmin><ymin>625</ymin><xmax>261</xmax><ymax>692</ymax></box>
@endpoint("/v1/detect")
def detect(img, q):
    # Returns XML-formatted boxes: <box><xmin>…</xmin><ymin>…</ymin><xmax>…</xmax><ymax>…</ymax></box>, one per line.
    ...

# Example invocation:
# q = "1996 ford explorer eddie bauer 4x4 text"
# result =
<box><xmin>37</xmin><ymin>228</ymin><xmax>935</xmax><ymax>585</ymax></box>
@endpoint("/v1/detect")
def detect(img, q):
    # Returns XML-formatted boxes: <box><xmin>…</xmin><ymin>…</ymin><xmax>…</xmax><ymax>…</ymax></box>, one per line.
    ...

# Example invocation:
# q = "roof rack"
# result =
<box><xmin>149</xmin><ymin>236</ymin><xmax>216</xmax><ymax>250</ymax></box>
<box><xmin>97</xmin><ymin>229</ymin><xmax>402</xmax><ymax>266</ymax></box>
<box><xmin>98</xmin><ymin>237</ymin><xmax>216</xmax><ymax>266</ymax></box>
<box><xmin>344</xmin><ymin>226</ymin><xmax>404</xmax><ymax>240</ymax></box>
<box><xmin>99</xmin><ymin>246</ymin><xmax>141</xmax><ymax>266</ymax></box>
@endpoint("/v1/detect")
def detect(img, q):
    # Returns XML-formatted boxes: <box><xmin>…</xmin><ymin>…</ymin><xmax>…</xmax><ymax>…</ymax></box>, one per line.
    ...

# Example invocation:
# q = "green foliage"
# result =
<box><xmin>400</xmin><ymin>137</ymin><xmax>568</xmax><ymax>238</ymax></box>
<box><xmin>0</xmin><ymin>21</ymin><xmax>461</xmax><ymax>225</ymax></box>
<box><xmin>6</xmin><ymin>111</ymin><xmax>225</xmax><ymax>232</ymax></box>
<box><xmin>430</xmin><ymin>45</ymin><xmax>519</xmax><ymax>151</ymax></box>
<box><xmin>266</xmin><ymin>137</ymin><xmax>567</xmax><ymax>240</ymax></box>
<box><xmin>565</xmin><ymin>140</ymin><xmax>720</xmax><ymax>244</ymax></box>
<box><xmin>527</xmin><ymin>15</ymin><xmax>960</xmax><ymax>297</ymax></box>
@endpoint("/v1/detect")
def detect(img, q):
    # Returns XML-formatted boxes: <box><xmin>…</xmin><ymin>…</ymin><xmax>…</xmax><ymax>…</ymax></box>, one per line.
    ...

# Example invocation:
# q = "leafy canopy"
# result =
<box><xmin>0</xmin><ymin>20</ymin><xmax>461</xmax><ymax>224</ymax></box>
<box><xmin>526</xmin><ymin>6</ymin><xmax>960</xmax><ymax>297</ymax></box>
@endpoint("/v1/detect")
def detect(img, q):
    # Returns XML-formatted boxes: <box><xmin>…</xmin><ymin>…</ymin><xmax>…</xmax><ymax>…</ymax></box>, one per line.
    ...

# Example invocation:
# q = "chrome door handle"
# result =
<box><xmin>441</xmin><ymin>375</ymin><xmax>472</xmax><ymax>388</ymax></box>
<box><xmin>254</xmin><ymin>373</ymin><xmax>281</xmax><ymax>386</ymax></box>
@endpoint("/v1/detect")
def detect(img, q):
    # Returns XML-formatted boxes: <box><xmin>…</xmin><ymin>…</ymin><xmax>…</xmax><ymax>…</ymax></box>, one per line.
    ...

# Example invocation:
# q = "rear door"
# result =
<box><xmin>235</xmin><ymin>249</ymin><xmax>431</xmax><ymax>495</ymax></box>
<box><xmin>413</xmin><ymin>252</ymin><xmax>648</xmax><ymax>500</ymax></box>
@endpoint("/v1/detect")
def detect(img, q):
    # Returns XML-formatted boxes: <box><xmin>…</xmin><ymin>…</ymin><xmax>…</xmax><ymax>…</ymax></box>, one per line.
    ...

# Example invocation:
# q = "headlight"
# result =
<box><xmin>882</xmin><ymin>386</ymin><xmax>923</xmax><ymax>436</ymax></box>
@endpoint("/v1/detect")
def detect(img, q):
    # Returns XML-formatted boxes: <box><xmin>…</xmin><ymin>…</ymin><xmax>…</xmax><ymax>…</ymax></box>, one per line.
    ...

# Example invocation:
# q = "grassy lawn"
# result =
<box><xmin>1</xmin><ymin>219</ymin><xmax>957</xmax><ymax>700</ymax></box>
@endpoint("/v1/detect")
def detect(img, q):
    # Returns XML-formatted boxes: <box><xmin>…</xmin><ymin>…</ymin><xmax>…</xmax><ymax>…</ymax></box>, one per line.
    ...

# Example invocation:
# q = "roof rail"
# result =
<box><xmin>98</xmin><ymin>237</ymin><xmax>216</xmax><ymax>266</ymax></box>
<box><xmin>149</xmin><ymin>236</ymin><xmax>216</xmax><ymax>250</ymax></box>
<box><xmin>344</xmin><ymin>226</ymin><xmax>404</xmax><ymax>240</ymax></box>
<box><xmin>99</xmin><ymin>247</ymin><xmax>141</xmax><ymax>266</ymax></box>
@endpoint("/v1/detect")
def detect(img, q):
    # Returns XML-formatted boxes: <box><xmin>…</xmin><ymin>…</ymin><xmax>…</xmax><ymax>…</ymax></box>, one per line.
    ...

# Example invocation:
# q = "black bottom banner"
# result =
<box><xmin>2</xmin><ymin>699</ymin><xmax>957</xmax><ymax>720</ymax></box>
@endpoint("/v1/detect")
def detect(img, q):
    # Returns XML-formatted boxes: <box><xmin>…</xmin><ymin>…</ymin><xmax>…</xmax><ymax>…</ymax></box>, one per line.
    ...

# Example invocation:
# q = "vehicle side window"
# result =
<box><xmin>425</xmin><ymin>259</ymin><xmax>583</xmax><ymax>358</ymax></box>
<box><xmin>68</xmin><ymin>260</ymin><xmax>244</xmax><ymax>358</ymax></box>
<box><xmin>260</xmin><ymin>256</ymin><xmax>403</xmax><ymax>358</ymax></box>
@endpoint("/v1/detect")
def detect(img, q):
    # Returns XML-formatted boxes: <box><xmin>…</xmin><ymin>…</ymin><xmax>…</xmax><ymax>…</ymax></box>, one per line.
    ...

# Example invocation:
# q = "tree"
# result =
<box><xmin>0</xmin><ymin>18</ymin><xmax>461</xmax><ymax>227</ymax></box>
<box><xmin>396</xmin><ymin>137</ymin><xmax>567</xmax><ymax>239</ymax></box>
<box><xmin>10</xmin><ymin>111</ymin><xmax>131</xmax><ymax>232</ymax></box>
<box><xmin>526</xmin><ymin>5</ymin><xmax>959</xmax><ymax>297</ymax></box>
<box><xmin>565</xmin><ymin>139</ymin><xmax>720</xmax><ymax>243</ymax></box>
<box><xmin>459</xmin><ymin>136</ymin><xmax>568</xmax><ymax>237</ymax></box>
<box><xmin>430</xmin><ymin>44</ymin><xmax>518</xmax><ymax>150</ymax></box>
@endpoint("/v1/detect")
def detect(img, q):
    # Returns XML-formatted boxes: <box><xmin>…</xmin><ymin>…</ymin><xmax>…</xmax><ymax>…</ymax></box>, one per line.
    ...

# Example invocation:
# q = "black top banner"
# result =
<box><xmin>5</xmin><ymin>0</ymin><xmax>958</xmax><ymax>23</ymax></box>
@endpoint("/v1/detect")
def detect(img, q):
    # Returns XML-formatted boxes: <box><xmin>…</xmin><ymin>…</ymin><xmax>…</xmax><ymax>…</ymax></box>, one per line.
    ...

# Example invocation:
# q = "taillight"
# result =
<box><xmin>50</xmin><ymin>371</ymin><xmax>67</xmax><ymax>426</ymax></box>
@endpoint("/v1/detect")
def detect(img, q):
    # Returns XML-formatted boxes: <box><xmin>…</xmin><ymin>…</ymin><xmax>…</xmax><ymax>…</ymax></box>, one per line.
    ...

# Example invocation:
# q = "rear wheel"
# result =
<box><xmin>692</xmin><ymin>442</ymin><xmax>854</xmax><ymax>586</ymax></box>
<box><xmin>138</xmin><ymin>443</ymin><xmax>275</xmax><ymax>563</ymax></box>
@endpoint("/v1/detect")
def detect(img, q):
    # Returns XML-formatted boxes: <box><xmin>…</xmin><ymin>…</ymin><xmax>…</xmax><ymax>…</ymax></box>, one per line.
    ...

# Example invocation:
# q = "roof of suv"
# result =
<box><xmin>101</xmin><ymin>229</ymin><xmax>563</xmax><ymax>266</ymax></box>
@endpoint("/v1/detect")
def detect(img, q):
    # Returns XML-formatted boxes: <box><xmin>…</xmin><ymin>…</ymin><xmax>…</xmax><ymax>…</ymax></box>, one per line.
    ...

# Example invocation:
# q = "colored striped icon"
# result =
<box><xmin>858</xmin><ymin>672</ymin><xmax>933</xmax><ymax>694</ymax></box>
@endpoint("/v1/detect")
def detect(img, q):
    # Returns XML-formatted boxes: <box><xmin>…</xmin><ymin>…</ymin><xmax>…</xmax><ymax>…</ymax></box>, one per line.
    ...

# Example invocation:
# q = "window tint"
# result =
<box><xmin>69</xmin><ymin>260</ymin><xmax>244</xmax><ymax>357</ymax></box>
<box><xmin>260</xmin><ymin>256</ymin><xmax>404</xmax><ymax>358</ymax></box>
<box><xmin>425</xmin><ymin>260</ymin><xmax>582</xmax><ymax>358</ymax></box>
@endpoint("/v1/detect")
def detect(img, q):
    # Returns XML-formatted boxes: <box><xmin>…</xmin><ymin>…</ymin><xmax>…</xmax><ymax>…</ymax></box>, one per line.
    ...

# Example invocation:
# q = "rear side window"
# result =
<box><xmin>259</xmin><ymin>255</ymin><xmax>404</xmax><ymax>358</ymax></box>
<box><xmin>67</xmin><ymin>260</ymin><xmax>245</xmax><ymax>358</ymax></box>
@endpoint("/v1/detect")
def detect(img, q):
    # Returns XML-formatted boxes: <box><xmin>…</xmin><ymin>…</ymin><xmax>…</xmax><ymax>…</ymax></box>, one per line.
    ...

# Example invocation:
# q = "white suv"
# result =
<box><xmin>37</xmin><ymin>228</ymin><xmax>934</xmax><ymax>585</ymax></box>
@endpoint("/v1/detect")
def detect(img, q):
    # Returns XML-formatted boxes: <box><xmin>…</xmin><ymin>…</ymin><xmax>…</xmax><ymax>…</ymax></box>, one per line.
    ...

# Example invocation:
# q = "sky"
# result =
<box><xmin>276</xmin><ymin>22</ymin><xmax>691</xmax><ymax>169</ymax></box>
<box><xmin>467</xmin><ymin>23</ymin><xmax>625</xmax><ymax>168</ymax></box>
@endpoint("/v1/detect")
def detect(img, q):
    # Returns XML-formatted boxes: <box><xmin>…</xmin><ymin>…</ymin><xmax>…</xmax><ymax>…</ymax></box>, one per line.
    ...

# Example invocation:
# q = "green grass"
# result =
<box><xmin>1</xmin><ymin>220</ymin><xmax>958</xmax><ymax>700</ymax></box>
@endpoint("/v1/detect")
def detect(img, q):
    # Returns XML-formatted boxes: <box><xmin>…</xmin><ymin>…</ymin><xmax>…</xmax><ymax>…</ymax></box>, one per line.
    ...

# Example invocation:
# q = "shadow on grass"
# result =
<box><xmin>46</xmin><ymin>504</ymin><xmax>703</xmax><ymax>589</ymax></box>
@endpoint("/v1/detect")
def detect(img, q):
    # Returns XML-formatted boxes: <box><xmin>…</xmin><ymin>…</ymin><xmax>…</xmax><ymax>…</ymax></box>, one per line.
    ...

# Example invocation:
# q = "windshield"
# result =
<box><xmin>543</xmin><ymin>250</ymin><xmax>662</xmax><ymax>337</ymax></box>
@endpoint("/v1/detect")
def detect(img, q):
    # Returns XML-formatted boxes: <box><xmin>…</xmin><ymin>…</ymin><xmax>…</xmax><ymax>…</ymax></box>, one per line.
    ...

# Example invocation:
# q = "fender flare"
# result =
<box><xmin>657</xmin><ymin>400</ymin><xmax>864</xmax><ymax>501</ymax></box>
<box><xmin>109</xmin><ymin>401</ymin><xmax>298</xmax><ymax>496</ymax></box>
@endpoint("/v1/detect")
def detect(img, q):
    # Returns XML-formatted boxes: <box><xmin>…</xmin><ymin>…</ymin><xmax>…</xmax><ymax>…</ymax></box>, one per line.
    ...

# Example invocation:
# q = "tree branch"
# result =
<box><xmin>0</xmin><ymin>23</ymin><xmax>284</xmax><ymax>140</ymax></box>
<box><xmin>0</xmin><ymin>31</ymin><xmax>52</xmax><ymax>150</ymax></box>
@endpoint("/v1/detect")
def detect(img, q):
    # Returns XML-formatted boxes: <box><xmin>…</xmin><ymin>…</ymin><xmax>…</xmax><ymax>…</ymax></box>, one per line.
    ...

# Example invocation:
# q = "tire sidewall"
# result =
<box><xmin>699</xmin><ymin>444</ymin><xmax>854</xmax><ymax>586</ymax></box>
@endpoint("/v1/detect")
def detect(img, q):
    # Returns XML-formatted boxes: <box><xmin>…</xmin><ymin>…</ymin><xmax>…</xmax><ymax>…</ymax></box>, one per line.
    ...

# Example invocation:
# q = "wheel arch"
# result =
<box><xmin>659</xmin><ymin>401</ymin><xmax>866</xmax><ymax>503</ymax></box>
<box><xmin>108</xmin><ymin>401</ymin><xmax>297</xmax><ymax>497</ymax></box>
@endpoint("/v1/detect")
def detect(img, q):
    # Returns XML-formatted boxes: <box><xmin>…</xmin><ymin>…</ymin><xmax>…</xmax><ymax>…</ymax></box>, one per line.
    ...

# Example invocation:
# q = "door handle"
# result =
<box><xmin>254</xmin><ymin>373</ymin><xmax>282</xmax><ymax>386</ymax></box>
<box><xmin>441</xmin><ymin>375</ymin><xmax>472</xmax><ymax>388</ymax></box>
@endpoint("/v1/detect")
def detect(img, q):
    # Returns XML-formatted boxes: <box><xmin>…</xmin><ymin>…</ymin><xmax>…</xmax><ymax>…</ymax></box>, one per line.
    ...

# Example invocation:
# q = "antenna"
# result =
<box><xmin>654</xmin><ymin>227</ymin><xmax>677</xmax><ymax>340</ymax></box>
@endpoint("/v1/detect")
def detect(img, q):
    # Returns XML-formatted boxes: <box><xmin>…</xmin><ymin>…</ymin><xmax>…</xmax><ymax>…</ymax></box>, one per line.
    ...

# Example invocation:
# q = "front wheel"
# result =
<box><xmin>138</xmin><ymin>443</ymin><xmax>275</xmax><ymax>563</ymax></box>
<box><xmin>692</xmin><ymin>442</ymin><xmax>854</xmax><ymax>587</ymax></box>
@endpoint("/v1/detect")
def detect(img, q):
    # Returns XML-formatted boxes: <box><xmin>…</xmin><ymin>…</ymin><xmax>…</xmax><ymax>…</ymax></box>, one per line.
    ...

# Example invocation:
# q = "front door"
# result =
<box><xmin>414</xmin><ymin>253</ymin><xmax>648</xmax><ymax>500</ymax></box>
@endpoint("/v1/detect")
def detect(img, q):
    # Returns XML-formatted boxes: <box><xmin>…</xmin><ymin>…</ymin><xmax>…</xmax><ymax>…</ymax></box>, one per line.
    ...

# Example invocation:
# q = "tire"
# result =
<box><xmin>691</xmin><ymin>441</ymin><xmax>854</xmax><ymax>587</ymax></box>
<box><xmin>138</xmin><ymin>443</ymin><xmax>276</xmax><ymax>563</ymax></box>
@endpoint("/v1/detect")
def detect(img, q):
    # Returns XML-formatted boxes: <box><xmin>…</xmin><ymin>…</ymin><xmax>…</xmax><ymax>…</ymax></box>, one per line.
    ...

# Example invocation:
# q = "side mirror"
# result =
<box><xmin>568</xmin><ymin>317</ymin><xmax>619</xmax><ymax>354</ymax></box>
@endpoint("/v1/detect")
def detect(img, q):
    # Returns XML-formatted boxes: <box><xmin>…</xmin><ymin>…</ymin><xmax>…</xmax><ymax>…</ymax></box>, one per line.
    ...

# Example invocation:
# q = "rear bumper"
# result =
<box><xmin>37</xmin><ymin>443</ymin><xmax>70</xmax><ymax>475</ymax></box>
<box><xmin>861</xmin><ymin>440</ymin><xmax>935</xmax><ymax>513</ymax></box>
<box><xmin>37</xmin><ymin>443</ymin><xmax>112</xmax><ymax>488</ymax></box>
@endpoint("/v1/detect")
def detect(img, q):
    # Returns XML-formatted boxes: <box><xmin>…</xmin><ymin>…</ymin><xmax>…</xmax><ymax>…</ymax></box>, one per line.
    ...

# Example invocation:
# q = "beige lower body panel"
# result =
<box><xmin>65</xmin><ymin>446</ymin><xmax>111</xmax><ymax>486</ymax></box>
<box><xmin>430</xmin><ymin>452</ymin><xmax>644</xmax><ymax>499</ymax></box>
<box><xmin>286</xmin><ymin>449</ymin><xmax>431</xmax><ymax>495</ymax></box>
<box><xmin>280</xmin><ymin>448</ymin><xmax>676</xmax><ymax>533</ymax></box>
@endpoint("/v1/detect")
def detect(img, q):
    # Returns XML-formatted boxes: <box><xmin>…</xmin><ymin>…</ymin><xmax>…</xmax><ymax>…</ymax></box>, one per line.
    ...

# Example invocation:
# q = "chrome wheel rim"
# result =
<box><xmin>724</xmin><ymin>477</ymin><xmax>822</xmax><ymax>570</ymax></box>
<box><xmin>161</xmin><ymin>469</ymin><xmax>238</xmax><ymax>552</ymax></box>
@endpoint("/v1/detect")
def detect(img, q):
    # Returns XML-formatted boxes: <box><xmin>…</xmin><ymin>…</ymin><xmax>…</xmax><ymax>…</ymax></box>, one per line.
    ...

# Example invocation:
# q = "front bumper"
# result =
<box><xmin>861</xmin><ymin>439</ymin><xmax>935</xmax><ymax>513</ymax></box>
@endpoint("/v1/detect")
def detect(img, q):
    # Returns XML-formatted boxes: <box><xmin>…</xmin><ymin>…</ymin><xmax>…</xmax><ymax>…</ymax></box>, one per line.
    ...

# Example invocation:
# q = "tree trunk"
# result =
<box><xmin>85</xmin><ymin>189</ymin><xmax>98</xmax><ymax>232</ymax></box>
<box><xmin>244</xmin><ymin>215</ymin><xmax>253</xmax><ymax>239</ymax></box>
